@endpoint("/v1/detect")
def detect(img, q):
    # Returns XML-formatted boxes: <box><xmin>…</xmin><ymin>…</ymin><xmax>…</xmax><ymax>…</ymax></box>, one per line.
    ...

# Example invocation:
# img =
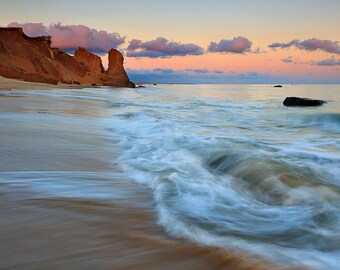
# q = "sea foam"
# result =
<box><xmin>106</xmin><ymin>85</ymin><xmax>340</xmax><ymax>269</ymax></box>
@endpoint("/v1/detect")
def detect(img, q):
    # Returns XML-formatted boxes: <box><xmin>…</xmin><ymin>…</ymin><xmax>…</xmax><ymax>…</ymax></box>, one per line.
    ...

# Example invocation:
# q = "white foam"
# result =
<box><xmin>104</xmin><ymin>85</ymin><xmax>340</xmax><ymax>269</ymax></box>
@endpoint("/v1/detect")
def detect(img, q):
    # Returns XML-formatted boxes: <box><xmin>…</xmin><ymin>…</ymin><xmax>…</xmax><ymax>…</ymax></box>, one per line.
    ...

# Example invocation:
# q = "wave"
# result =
<box><xmin>110</xmin><ymin>100</ymin><xmax>263</xmax><ymax>112</ymax></box>
<box><xmin>290</xmin><ymin>113</ymin><xmax>340</xmax><ymax>132</ymax></box>
<box><xmin>107</xmin><ymin>107</ymin><xmax>340</xmax><ymax>269</ymax></box>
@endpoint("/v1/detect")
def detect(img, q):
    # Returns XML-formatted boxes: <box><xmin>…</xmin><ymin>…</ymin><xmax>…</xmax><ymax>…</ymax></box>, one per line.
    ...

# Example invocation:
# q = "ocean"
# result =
<box><xmin>0</xmin><ymin>84</ymin><xmax>339</xmax><ymax>269</ymax></box>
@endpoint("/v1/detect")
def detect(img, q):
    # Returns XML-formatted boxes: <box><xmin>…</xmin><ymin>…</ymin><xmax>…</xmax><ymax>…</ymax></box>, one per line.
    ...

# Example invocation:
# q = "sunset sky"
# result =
<box><xmin>1</xmin><ymin>0</ymin><xmax>340</xmax><ymax>83</ymax></box>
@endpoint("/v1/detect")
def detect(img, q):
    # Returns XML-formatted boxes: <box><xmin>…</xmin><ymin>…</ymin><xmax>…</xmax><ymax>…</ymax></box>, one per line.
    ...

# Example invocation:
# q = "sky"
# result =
<box><xmin>1</xmin><ymin>0</ymin><xmax>340</xmax><ymax>83</ymax></box>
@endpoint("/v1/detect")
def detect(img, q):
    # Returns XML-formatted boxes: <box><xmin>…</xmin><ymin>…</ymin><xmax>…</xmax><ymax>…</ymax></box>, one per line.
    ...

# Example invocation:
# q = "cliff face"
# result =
<box><xmin>0</xmin><ymin>27</ymin><xmax>135</xmax><ymax>88</ymax></box>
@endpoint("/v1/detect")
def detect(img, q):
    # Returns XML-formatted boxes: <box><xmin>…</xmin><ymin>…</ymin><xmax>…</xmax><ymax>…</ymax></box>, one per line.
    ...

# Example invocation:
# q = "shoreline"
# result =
<box><xmin>1</xmin><ymin>171</ymin><xmax>286</xmax><ymax>270</ymax></box>
<box><xmin>0</xmin><ymin>76</ymin><xmax>97</xmax><ymax>90</ymax></box>
<box><xmin>0</xmin><ymin>81</ymin><xmax>293</xmax><ymax>270</ymax></box>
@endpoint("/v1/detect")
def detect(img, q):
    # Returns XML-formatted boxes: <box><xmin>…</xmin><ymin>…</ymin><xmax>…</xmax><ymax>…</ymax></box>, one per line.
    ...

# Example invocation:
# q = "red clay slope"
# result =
<box><xmin>0</xmin><ymin>27</ymin><xmax>135</xmax><ymax>88</ymax></box>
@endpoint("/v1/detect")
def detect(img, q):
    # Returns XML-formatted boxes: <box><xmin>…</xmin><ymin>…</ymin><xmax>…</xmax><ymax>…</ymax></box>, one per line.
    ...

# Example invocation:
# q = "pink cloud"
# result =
<box><xmin>281</xmin><ymin>56</ymin><xmax>293</xmax><ymax>63</ymax></box>
<box><xmin>268</xmin><ymin>38</ymin><xmax>340</xmax><ymax>54</ymax></box>
<box><xmin>7</xmin><ymin>22</ymin><xmax>49</xmax><ymax>36</ymax></box>
<box><xmin>313</xmin><ymin>56</ymin><xmax>340</xmax><ymax>66</ymax></box>
<box><xmin>208</xmin><ymin>37</ymin><xmax>252</xmax><ymax>54</ymax></box>
<box><xmin>7</xmin><ymin>22</ymin><xmax>125</xmax><ymax>53</ymax></box>
<box><xmin>126</xmin><ymin>37</ymin><xmax>204</xmax><ymax>58</ymax></box>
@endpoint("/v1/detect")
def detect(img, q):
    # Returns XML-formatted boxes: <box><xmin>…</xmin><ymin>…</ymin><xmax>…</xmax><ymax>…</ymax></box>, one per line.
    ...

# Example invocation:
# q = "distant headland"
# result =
<box><xmin>0</xmin><ymin>27</ymin><xmax>135</xmax><ymax>88</ymax></box>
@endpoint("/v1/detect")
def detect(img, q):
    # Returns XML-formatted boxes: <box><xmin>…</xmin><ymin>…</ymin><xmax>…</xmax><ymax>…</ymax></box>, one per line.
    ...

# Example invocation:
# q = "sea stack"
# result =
<box><xmin>103</xmin><ymin>49</ymin><xmax>135</xmax><ymax>88</ymax></box>
<box><xmin>0</xmin><ymin>27</ymin><xmax>135</xmax><ymax>88</ymax></box>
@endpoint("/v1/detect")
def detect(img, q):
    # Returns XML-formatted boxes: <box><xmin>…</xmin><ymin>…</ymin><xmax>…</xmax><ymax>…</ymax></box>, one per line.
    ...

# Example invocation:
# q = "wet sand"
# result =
<box><xmin>0</xmin><ymin>76</ymin><xmax>86</xmax><ymax>90</ymax></box>
<box><xmin>0</xmin><ymin>82</ymin><xmax>292</xmax><ymax>270</ymax></box>
<box><xmin>1</xmin><ymin>179</ymin><xmax>282</xmax><ymax>270</ymax></box>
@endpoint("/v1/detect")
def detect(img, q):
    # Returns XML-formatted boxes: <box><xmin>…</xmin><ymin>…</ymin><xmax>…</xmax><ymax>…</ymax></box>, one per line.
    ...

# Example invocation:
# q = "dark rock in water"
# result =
<box><xmin>126</xmin><ymin>81</ymin><xmax>136</xmax><ymax>88</ymax></box>
<box><xmin>283</xmin><ymin>97</ymin><xmax>326</xmax><ymax>107</ymax></box>
<box><xmin>273</xmin><ymin>85</ymin><xmax>282</xmax><ymax>87</ymax></box>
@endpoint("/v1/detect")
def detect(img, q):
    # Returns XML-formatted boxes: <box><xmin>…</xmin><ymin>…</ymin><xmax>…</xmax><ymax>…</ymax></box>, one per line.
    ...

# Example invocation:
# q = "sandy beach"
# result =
<box><xmin>0</xmin><ymin>181</ymin><xmax>280</xmax><ymax>270</ymax></box>
<box><xmin>0</xmin><ymin>78</ymin><xmax>292</xmax><ymax>270</ymax></box>
<box><xmin>0</xmin><ymin>76</ymin><xmax>58</xmax><ymax>90</ymax></box>
<box><xmin>0</xmin><ymin>76</ymin><xmax>90</xmax><ymax>91</ymax></box>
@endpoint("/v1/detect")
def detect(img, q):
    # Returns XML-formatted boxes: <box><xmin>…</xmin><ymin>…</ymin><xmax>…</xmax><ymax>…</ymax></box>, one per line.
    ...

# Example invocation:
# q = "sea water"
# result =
<box><xmin>1</xmin><ymin>84</ymin><xmax>339</xmax><ymax>269</ymax></box>
<box><xmin>107</xmin><ymin>84</ymin><xmax>340</xmax><ymax>269</ymax></box>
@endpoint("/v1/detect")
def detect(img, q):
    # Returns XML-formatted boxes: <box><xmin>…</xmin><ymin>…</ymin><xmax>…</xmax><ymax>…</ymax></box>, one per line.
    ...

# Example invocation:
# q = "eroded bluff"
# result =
<box><xmin>0</xmin><ymin>27</ymin><xmax>134</xmax><ymax>87</ymax></box>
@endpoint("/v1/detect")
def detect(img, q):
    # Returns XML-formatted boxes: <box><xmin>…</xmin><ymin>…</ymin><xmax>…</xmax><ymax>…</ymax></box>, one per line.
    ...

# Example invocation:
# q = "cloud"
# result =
<box><xmin>252</xmin><ymin>47</ymin><xmax>266</xmax><ymax>54</ymax></box>
<box><xmin>151</xmin><ymin>68</ymin><xmax>223</xmax><ymax>75</ymax></box>
<box><xmin>208</xmin><ymin>36</ymin><xmax>252</xmax><ymax>53</ymax></box>
<box><xmin>185</xmin><ymin>68</ymin><xmax>209</xmax><ymax>73</ymax></box>
<box><xmin>313</xmin><ymin>56</ymin><xmax>340</xmax><ymax>66</ymax></box>
<box><xmin>268</xmin><ymin>38</ymin><xmax>340</xmax><ymax>54</ymax></box>
<box><xmin>281</xmin><ymin>56</ymin><xmax>293</xmax><ymax>63</ymax></box>
<box><xmin>128</xmin><ymin>68</ymin><xmax>340</xmax><ymax>84</ymax></box>
<box><xmin>299</xmin><ymin>39</ymin><xmax>340</xmax><ymax>54</ymax></box>
<box><xmin>126</xmin><ymin>37</ymin><xmax>204</xmax><ymax>58</ymax></box>
<box><xmin>127</xmin><ymin>68</ymin><xmax>281</xmax><ymax>84</ymax></box>
<box><xmin>153</xmin><ymin>68</ymin><xmax>174</xmax><ymax>73</ymax></box>
<box><xmin>7</xmin><ymin>22</ymin><xmax>49</xmax><ymax>36</ymax></box>
<box><xmin>213</xmin><ymin>70</ymin><xmax>224</xmax><ymax>74</ymax></box>
<box><xmin>268</xmin><ymin>39</ymin><xmax>299</xmax><ymax>49</ymax></box>
<box><xmin>7</xmin><ymin>22</ymin><xmax>125</xmax><ymax>53</ymax></box>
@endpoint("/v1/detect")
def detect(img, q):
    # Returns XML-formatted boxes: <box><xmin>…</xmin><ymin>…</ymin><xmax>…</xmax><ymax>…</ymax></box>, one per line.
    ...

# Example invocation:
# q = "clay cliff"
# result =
<box><xmin>0</xmin><ymin>27</ymin><xmax>135</xmax><ymax>88</ymax></box>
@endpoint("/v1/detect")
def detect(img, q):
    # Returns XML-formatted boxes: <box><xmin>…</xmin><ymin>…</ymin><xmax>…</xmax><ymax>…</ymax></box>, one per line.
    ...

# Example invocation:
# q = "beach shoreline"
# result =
<box><xmin>0</xmin><ymin>82</ymin><xmax>295</xmax><ymax>270</ymax></box>
<box><xmin>1</xmin><ymin>177</ymin><xmax>284</xmax><ymax>270</ymax></box>
<box><xmin>0</xmin><ymin>76</ymin><xmax>93</xmax><ymax>90</ymax></box>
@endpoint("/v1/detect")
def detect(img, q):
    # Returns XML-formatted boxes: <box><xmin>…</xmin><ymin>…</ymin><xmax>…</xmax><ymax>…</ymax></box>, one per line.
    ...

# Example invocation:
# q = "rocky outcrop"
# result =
<box><xmin>0</xmin><ymin>27</ymin><xmax>134</xmax><ymax>88</ymax></box>
<box><xmin>283</xmin><ymin>97</ymin><xmax>326</xmax><ymax>107</ymax></box>
<box><xmin>0</xmin><ymin>28</ymin><xmax>60</xmax><ymax>84</ymax></box>
<box><xmin>103</xmin><ymin>49</ymin><xmax>134</xmax><ymax>87</ymax></box>
<box><xmin>105</xmin><ymin>50</ymin><xmax>134</xmax><ymax>87</ymax></box>
<box><xmin>74</xmin><ymin>47</ymin><xmax>105</xmax><ymax>85</ymax></box>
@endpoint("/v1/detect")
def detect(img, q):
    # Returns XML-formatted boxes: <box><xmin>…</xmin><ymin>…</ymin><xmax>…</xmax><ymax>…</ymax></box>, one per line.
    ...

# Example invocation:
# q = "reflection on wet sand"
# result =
<box><xmin>1</xmin><ymin>177</ymin><xmax>285</xmax><ymax>270</ymax></box>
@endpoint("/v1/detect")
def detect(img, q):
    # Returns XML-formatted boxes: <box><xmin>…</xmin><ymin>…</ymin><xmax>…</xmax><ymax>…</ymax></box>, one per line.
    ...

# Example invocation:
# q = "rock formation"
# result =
<box><xmin>73</xmin><ymin>47</ymin><xmax>105</xmax><ymax>85</ymax></box>
<box><xmin>283</xmin><ymin>97</ymin><xmax>326</xmax><ymax>107</ymax></box>
<box><xmin>103</xmin><ymin>49</ymin><xmax>135</xmax><ymax>88</ymax></box>
<box><xmin>0</xmin><ymin>27</ymin><xmax>135</xmax><ymax>88</ymax></box>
